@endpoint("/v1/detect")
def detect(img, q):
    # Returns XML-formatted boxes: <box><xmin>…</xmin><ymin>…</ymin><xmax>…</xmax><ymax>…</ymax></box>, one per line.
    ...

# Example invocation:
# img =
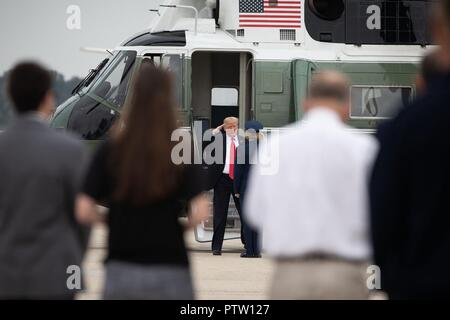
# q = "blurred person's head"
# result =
<box><xmin>223</xmin><ymin>117</ymin><xmax>238</xmax><ymax>137</ymax></box>
<box><xmin>244</xmin><ymin>120</ymin><xmax>264</xmax><ymax>141</ymax></box>
<box><xmin>6</xmin><ymin>62</ymin><xmax>54</xmax><ymax>119</ymax></box>
<box><xmin>112</xmin><ymin>60</ymin><xmax>181</xmax><ymax>206</ymax></box>
<box><xmin>304</xmin><ymin>71</ymin><xmax>351</xmax><ymax>121</ymax></box>
<box><xmin>416</xmin><ymin>50</ymin><xmax>445</xmax><ymax>94</ymax></box>
<box><xmin>431</xmin><ymin>1</ymin><xmax>450</xmax><ymax>69</ymax></box>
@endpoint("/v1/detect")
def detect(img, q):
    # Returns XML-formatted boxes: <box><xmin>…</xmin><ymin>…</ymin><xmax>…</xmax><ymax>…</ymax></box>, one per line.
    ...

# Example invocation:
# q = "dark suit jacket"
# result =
<box><xmin>370</xmin><ymin>72</ymin><xmax>450</xmax><ymax>299</ymax></box>
<box><xmin>204</xmin><ymin>129</ymin><xmax>244</xmax><ymax>190</ymax></box>
<box><xmin>0</xmin><ymin>114</ymin><xmax>87</xmax><ymax>298</ymax></box>
<box><xmin>234</xmin><ymin>139</ymin><xmax>259</xmax><ymax>198</ymax></box>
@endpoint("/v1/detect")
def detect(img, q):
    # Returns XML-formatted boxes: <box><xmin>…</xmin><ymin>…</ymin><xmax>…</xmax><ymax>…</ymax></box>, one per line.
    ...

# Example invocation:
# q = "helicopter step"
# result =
<box><xmin>194</xmin><ymin>190</ymin><xmax>243</xmax><ymax>243</ymax></box>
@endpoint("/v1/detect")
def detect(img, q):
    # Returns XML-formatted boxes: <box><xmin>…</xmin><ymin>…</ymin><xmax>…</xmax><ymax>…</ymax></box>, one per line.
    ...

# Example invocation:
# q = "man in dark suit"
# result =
<box><xmin>0</xmin><ymin>62</ymin><xmax>87</xmax><ymax>299</ymax></box>
<box><xmin>370</xmin><ymin>0</ymin><xmax>450</xmax><ymax>299</ymax></box>
<box><xmin>207</xmin><ymin>117</ymin><xmax>244</xmax><ymax>255</ymax></box>
<box><xmin>234</xmin><ymin>120</ymin><xmax>264</xmax><ymax>258</ymax></box>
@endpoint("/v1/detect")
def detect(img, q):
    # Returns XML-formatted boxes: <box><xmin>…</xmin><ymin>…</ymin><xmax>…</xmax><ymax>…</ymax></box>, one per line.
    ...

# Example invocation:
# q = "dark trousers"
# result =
<box><xmin>240</xmin><ymin>194</ymin><xmax>260</xmax><ymax>256</ymax></box>
<box><xmin>212</xmin><ymin>174</ymin><xmax>243</xmax><ymax>251</ymax></box>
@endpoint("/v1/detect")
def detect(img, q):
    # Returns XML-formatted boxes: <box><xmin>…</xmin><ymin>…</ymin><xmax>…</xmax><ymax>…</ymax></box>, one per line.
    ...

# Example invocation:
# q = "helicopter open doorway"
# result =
<box><xmin>190</xmin><ymin>51</ymin><xmax>253</xmax><ymax>130</ymax></box>
<box><xmin>190</xmin><ymin>51</ymin><xmax>254</xmax><ymax>243</ymax></box>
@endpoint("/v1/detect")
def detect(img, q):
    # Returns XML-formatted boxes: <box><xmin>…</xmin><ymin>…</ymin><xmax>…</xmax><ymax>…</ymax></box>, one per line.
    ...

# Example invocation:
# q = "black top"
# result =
<box><xmin>83</xmin><ymin>141</ymin><xmax>204</xmax><ymax>266</ymax></box>
<box><xmin>370</xmin><ymin>72</ymin><xmax>450</xmax><ymax>299</ymax></box>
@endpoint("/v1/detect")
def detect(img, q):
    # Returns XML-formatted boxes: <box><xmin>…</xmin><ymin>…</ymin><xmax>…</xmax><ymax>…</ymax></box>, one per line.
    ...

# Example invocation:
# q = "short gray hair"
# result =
<box><xmin>308</xmin><ymin>71</ymin><xmax>350</xmax><ymax>103</ymax></box>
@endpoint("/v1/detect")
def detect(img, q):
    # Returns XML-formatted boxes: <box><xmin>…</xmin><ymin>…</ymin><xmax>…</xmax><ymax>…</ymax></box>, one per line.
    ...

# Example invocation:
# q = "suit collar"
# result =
<box><xmin>8</xmin><ymin>112</ymin><xmax>51</xmax><ymax>132</ymax></box>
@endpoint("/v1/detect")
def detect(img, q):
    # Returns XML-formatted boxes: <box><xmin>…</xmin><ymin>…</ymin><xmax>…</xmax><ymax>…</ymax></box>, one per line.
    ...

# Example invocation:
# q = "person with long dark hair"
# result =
<box><xmin>75</xmin><ymin>61</ymin><xmax>209</xmax><ymax>300</ymax></box>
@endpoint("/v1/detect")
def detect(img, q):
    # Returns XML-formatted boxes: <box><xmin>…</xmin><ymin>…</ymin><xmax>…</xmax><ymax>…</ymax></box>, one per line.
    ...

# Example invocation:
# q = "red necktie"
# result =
<box><xmin>229</xmin><ymin>138</ymin><xmax>236</xmax><ymax>180</ymax></box>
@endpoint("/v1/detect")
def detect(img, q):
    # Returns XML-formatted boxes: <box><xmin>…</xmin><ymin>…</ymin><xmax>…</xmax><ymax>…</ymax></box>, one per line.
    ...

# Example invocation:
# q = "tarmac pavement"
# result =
<box><xmin>77</xmin><ymin>225</ymin><xmax>274</xmax><ymax>300</ymax></box>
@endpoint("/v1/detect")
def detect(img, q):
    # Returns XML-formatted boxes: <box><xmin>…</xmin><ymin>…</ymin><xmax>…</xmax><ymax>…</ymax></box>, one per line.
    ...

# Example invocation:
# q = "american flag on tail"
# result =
<box><xmin>239</xmin><ymin>0</ymin><xmax>302</xmax><ymax>28</ymax></box>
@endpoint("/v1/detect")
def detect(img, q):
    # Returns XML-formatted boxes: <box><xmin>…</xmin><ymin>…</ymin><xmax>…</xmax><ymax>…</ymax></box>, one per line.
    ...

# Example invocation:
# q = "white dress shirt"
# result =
<box><xmin>223</xmin><ymin>134</ymin><xmax>239</xmax><ymax>174</ymax></box>
<box><xmin>245</xmin><ymin>107</ymin><xmax>378</xmax><ymax>260</ymax></box>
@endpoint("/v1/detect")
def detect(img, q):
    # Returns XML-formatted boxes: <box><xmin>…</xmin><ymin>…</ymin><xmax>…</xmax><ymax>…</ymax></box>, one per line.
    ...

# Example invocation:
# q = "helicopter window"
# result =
<box><xmin>144</xmin><ymin>54</ymin><xmax>162</xmax><ymax>65</ymax></box>
<box><xmin>211</xmin><ymin>87</ymin><xmax>239</xmax><ymax>129</ymax></box>
<box><xmin>66</xmin><ymin>95</ymin><xmax>119</xmax><ymax>140</ymax></box>
<box><xmin>211</xmin><ymin>88</ymin><xmax>239</xmax><ymax>106</ymax></box>
<box><xmin>66</xmin><ymin>51</ymin><xmax>136</xmax><ymax>140</ymax></box>
<box><xmin>153</xmin><ymin>56</ymin><xmax>162</xmax><ymax>65</ymax></box>
<box><xmin>162</xmin><ymin>54</ymin><xmax>183</xmax><ymax>109</ymax></box>
<box><xmin>88</xmin><ymin>51</ymin><xmax>137</xmax><ymax>109</ymax></box>
<box><xmin>309</xmin><ymin>0</ymin><xmax>345</xmax><ymax>20</ymax></box>
<box><xmin>305</xmin><ymin>0</ymin><xmax>434</xmax><ymax>45</ymax></box>
<box><xmin>350</xmin><ymin>86</ymin><xmax>412</xmax><ymax>119</ymax></box>
<box><xmin>123</xmin><ymin>31</ymin><xmax>186</xmax><ymax>47</ymax></box>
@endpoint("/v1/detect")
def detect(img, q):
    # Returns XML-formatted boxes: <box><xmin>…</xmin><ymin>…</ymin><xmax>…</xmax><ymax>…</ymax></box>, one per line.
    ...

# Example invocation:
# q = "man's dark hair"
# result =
<box><xmin>443</xmin><ymin>0</ymin><xmax>450</xmax><ymax>24</ymax></box>
<box><xmin>308</xmin><ymin>72</ymin><xmax>350</xmax><ymax>103</ymax></box>
<box><xmin>6</xmin><ymin>62</ymin><xmax>52</xmax><ymax>114</ymax></box>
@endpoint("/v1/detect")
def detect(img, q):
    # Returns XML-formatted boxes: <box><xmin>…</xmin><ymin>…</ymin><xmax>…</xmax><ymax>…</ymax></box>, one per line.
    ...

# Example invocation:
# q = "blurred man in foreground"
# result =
<box><xmin>246</xmin><ymin>71</ymin><xmax>378</xmax><ymax>299</ymax></box>
<box><xmin>0</xmin><ymin>62</ymin><xmax>86</xmax><ymax>299</ymax></box>
<box><xmin>370</xmin><ymin>0</ymin><xmax>450</xmax><ymax>299</ymax></box>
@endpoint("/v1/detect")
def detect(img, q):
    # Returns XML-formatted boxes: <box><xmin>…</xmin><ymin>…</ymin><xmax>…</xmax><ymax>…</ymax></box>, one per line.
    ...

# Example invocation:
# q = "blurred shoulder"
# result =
<box><xmin>338</xmin><ymin>123</ymin><xmax>378</xmax><ymax>153</ymax></box>
<box><xmin>275</xmin><ymin>121</ymin><xmax>304</xmax><ymax>142</ymax></box>
<box><xmin>354</xmin><ymin>131</ymin><xmax>379</xmax><ymax>156</ymax></box>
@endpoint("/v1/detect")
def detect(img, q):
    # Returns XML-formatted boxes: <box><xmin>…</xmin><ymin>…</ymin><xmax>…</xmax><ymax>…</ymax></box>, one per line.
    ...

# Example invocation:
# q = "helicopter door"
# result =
<box><xmin>211</xmin><ymin>87</ymin><xmax>239</xmax><ymax>128</ymax></box>
<box><xmin>191</xmin><ymin>52</ymin><xmax>251</xmax><ymax>129</ymax></box>
<box><xmin>190</xmin><ymin>51</ymin><xmax>254</xmax><ymax>243</ymax></box>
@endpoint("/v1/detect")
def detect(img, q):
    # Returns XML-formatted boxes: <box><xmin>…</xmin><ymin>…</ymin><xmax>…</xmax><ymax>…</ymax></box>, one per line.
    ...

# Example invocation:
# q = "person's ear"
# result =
<box><xmin>432</xmin><ymin>9</ymin><xmax>450</xmax><ymax>51</ymax></box>
<box><xmin>415</xmin><ymin>75</ymin><xmax>425</xmax><ymax>95</ymax></box>
<box><xmin>340</xmin><ymin>101</ymin><xmax>350</xmax><ymax>121</ymax></box>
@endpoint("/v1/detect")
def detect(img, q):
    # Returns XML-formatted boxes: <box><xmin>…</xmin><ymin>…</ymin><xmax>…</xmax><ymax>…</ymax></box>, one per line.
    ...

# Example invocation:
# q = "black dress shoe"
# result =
<box><xmin>240</xmin><ymin>253</ymin><xmax>252</xmax><ymax>258</ymax></box>
<box><xmin>241</xmin><ymin>253</ymin><xmax>262</xmax><ymax>258</ymax></box>
<box><xmin>212</xmin><ymin>250</ymin><xmax>222</xmax><ymax>256</ymax></box>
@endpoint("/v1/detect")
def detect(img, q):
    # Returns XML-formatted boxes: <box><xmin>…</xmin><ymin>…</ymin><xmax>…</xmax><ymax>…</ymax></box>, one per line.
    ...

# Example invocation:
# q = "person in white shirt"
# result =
<box><xmin>245</xmin><ymin>71</ymin><xmax>378</xmax><ymax>299</ymax></box>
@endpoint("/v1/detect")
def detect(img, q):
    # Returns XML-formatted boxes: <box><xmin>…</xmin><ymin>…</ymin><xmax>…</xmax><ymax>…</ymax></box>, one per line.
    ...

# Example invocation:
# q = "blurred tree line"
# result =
<box><xmin>0</xmin><ymin>71</ymin><xmax>81</xmax><ymax>129</ymax></box>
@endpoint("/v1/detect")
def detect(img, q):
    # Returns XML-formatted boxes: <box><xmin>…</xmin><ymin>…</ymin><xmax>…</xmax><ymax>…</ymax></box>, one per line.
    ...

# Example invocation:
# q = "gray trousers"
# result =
<box><xmin>270</xmin><ymin>259</ymin><xmax>370</xmax><ymax>300</ymax></box>
<box><xmin>104</xmin><ymin>261</ymin><xmax>194</xmax><ymax>300</ymax></box>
